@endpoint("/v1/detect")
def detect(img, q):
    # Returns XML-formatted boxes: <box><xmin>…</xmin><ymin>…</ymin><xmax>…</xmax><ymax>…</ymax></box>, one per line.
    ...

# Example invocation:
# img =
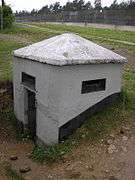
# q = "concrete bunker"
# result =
<box><xmin>13</xmin><ymin>33</ymin><xmax>127</xmax><ymax>145</ymax></box>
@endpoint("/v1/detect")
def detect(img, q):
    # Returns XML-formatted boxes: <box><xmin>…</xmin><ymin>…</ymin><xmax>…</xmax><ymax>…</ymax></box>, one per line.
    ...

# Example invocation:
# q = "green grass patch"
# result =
<box><xmin>0</xmin><ymin>24</ymin><xmax>59</xmax><ymax>42</ymax></box>
<box><xmin>5</xmin><ymin>164</ymin><xmax>24</xmax><ymax>180</ymax></box>
<box><xmin>0</xmin><ymin>40</ymin><xmax>23</xmax><ymax>82</ymax></box>
<box><xmin>32</xmin><ymin>140</ymin><xmax>72</xmax><ymax>164</ymax></box>
<box><xmin>28</xmin><ymin>23</ymin><xmax>135</xmax><ymax>51</ymax></box>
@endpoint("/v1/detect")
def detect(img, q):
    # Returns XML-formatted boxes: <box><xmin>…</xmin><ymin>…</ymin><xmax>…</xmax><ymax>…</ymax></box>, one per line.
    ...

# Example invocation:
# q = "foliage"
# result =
<box><xmin>5</xmin><ymin>164</ymin><xmax>24</xmax><ymax>180</ymax></box>
<box><xmin>2</xmin><ymin>0</ymin><xmax>5</xmax><ymax>6</ymax></box>
<box><xmin>94</xmin><ymin>0</ymin><xmax>102</xmax><ymax>10</ymax></box>
<box><xmin>31</xmin><ymin>141</ymin><xmax>72</xmax><ymax>164</ymax></box>
<box><xmin>0</xmin><ymin>40</ymin><xmax>23</xmax><ymax>82</ymax></box>
<box><xmin>109</xmin><ymin>0</ymin><xmax>135</xmax><ymax>10</ymax></box>
<box><xmin>0</xmin><ymin>5</ymin><xmax>14</xmax><ymax>29</ymax></box>
<box><xmin>15</xmin><ymin>0</ymin><xmax>135</xmax><ymax>16</ymax></box>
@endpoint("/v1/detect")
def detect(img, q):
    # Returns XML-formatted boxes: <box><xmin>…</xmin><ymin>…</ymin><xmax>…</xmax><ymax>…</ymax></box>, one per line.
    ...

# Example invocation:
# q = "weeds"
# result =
<box><xmin>31</xmin><ymin>140</ymin><xmax>73</xmax><ymax>164</ymax></box>
<box><xmin>5</xmin><ymin>164</ymin><xmax>24</xmax><ymax>180</ymax></box>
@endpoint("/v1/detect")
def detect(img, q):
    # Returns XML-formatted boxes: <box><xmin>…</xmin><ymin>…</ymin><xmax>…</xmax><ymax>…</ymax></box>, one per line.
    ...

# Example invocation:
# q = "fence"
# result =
<box><xmin>15</xmin><ymin>9</ymin><xmax>135</xmax><ymax>26</ymax></box>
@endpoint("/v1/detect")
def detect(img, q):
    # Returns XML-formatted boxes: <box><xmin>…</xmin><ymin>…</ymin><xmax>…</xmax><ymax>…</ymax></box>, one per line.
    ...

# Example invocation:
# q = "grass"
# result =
<box><xmin>28</xmin><ymin>22</ymin><xmax>135</xmax><ymax>42</ymax></box>
<box><xmin>27</xmin><ymin>22</ymin><xmax>135</xmax><ymax>51</ymax></box>
<box><xmin>0</xmin><ymin>23</ymin><xmax>135</xmax><ymax>164</ymax></box>
<box><xmin>5</xmin><ymin>164</ymin><xmax>24</xmax><ymax>180</ymax></box>
<box><xmin>32</xmin><ymin>141</ymin><xmax>72</xmax><ymax>164</ymax></box>
<box><xmin>0</xmin><ymin>40</ymin><xmax>23</xmax><ymax>83</ymax></box>
<box><xmin>0</xmin><ymin>24</ymin><xmax>59</xmax><ymax>42</ymax></box>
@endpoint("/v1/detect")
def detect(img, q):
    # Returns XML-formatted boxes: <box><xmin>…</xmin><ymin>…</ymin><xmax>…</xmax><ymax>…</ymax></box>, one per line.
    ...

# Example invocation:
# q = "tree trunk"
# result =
<box><xmin>2</xmin><ymin>0</ymin><xmax>5</xmax><ymax>7</ymax></box>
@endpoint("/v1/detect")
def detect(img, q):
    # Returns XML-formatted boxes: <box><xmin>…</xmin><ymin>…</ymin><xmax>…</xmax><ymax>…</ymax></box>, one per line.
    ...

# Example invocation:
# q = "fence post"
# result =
<box><xmin>0</xmin><ymin>6</ymin><xmax>3</xmax><ymax>30</ymax></box>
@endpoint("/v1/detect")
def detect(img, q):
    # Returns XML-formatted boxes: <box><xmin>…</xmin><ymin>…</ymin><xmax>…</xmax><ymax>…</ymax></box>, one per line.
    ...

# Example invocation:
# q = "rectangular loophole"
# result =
<box><xmin>22</xmin><ymin>72</ymin><xmax>35</xmax><ymax>90</ymax></box>
<box><xmin>81</xmin><ymin>79</ymin><xmax>106</xmax><ymax>94</ymax></box>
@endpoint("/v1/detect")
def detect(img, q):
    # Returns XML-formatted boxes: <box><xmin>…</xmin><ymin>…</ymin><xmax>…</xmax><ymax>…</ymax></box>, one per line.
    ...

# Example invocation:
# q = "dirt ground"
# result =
<box><xmin>0</xmin><ymin>44</ymin><xmax>135</xmax><ymax>179</ymax></box>
<box><xmin>0</xmin><ymin>117</ymin><xmax>135</xmax><ymax>180</ymax></box>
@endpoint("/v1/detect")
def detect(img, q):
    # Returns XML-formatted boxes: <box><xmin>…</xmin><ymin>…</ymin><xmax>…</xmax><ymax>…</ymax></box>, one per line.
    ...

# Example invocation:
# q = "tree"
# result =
<box><xmin>38</xmin><ymin>5</ymin><xmax>50</xmax><ymax>15</ymax></box>
<box><xmin>126</xmin><ymin>0</ymin><xmax>135</xmax><ymax>9</ymax></box>
<box><xmin>83</xmin><ymin>1</ymin><xmax>93</xmax><ymax>10</ymax></box>
<box><xmin>110</xmin><ymin>0</ymin><xmax>119</xmax><ymax>9</ymax></box>
<box><xmin>2</xmin><ymin>0</ymin><xmax>5</xmax><ymax>6</ymax></box>
<box><xmin>94</xmin><ymin>0</ymin><xmax>101</xmax><ymax>10</ymax></box>
<box><xmin>78</xmin><ymin>0</ymin><xmax>85</xmax><ymax>10</ymax></box>
<box><xmin>0</xmin><ymin>1</ymin><xmax>14</xmax><ymax>29</ymax></box>
<box><xmin>63</xmin><ymin>2</ymin><xmax>74</xmax><ymax>11</ymax></box>
<box><xmin>31</xmin><ymin>9</ymin><xmax>38</xmax><ymax>16</ymax></box>
<box><xmin>52</xmin><ymin>2</ymin><xmax>62</xmax><ymax>13</ymax></box>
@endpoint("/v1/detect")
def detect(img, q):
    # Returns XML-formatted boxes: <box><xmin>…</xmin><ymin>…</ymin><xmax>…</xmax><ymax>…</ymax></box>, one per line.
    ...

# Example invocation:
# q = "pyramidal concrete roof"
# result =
<box><xmin>14</xmin><ymin>33</ymin><xmax>127</xmax><ymax>66</ymax></box>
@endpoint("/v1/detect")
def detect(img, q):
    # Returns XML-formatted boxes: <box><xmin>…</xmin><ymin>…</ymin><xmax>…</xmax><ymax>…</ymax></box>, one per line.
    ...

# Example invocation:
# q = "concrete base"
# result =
<box><xmin>59</xmin><ymin>92</ymin><xmax>120</xmax><ymax>141</ymax></box>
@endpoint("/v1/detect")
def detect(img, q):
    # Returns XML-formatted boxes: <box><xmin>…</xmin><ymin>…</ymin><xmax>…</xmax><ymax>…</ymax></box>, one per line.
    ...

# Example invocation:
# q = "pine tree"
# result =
<box><xmin>94</xmin><ymin>0</ymin><xmax>101</xmax><ymax>10</ymax></box>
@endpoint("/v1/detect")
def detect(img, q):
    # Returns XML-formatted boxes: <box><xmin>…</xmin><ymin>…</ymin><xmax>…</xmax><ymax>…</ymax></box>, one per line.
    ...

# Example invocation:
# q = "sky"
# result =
<box><xmin>3</xmin><ymin>0</ymin><xmax>125</xmax><ymax>12</ymax></box>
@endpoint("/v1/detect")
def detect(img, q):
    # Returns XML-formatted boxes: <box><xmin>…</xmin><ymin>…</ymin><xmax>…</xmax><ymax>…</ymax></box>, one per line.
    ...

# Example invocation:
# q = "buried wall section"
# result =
<box><xmin>56</xmin><ymin>63</ymin><xmax>123</xmax><ymax>140</ymax></box>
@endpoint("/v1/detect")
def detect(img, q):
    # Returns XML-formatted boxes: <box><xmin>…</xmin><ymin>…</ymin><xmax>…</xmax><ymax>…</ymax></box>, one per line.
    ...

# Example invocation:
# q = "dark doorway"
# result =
<box><xmin>27</xmin><ymin>90</ymin><xmax>36</xmax><ymax>140</ymax></box>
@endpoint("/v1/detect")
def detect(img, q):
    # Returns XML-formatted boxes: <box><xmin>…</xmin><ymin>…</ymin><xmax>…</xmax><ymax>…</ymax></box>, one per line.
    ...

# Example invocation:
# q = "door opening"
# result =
<box><xmin>27</xmin><ymin>90</ymin><xmax>36</xmax><ymax>140</ymax></box>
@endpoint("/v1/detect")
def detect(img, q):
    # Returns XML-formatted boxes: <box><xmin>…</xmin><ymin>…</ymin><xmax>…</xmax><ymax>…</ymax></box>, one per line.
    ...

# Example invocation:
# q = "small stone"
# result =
<box><xmin>0</xmin><ymin>89</ymin><xmax>7</xmax><ymax>94</ymax></box>
<box><xmin>109</xmin><ymin>176</ymin><xmax>118</xmax><ymax>180</ymax></box>
<box><xmin>121</xmin><ymin>146</ymin><xmax>127</xmax><ymax>152</ymax></box>
<box><xmin>105</xmin><ymin>139</ymin><xmax>113</xmax><ymax>145</ymax></box>
<box><xmin>122</xmin><ymin>126</ymin><xmax>130</xmax><ymax>131</ymax></box>
<box><xmin>48</xmin><ymin>174</ymin><xmax>53</xmax><ymax>179</ymax></box>
<box><xmin>69</xmin><ymin>171</ymin><xmax>81</xmax><ymax>179</ymax></box>
<box><xmin>109</xmin><ymin>134</ymin><xmax>115</xmax><ymax>139</ymax></box>
<box><xmin>71</xmin><ymin>141</ymin><xmax>76</xmax><ymax>145</ymax></box>
<box><xmin>120</xmin><ymin>126</ymin><xmax>130</xmax><ymax>134</ymax></box>
<box><xmin>104</xmin><ymin>169</ymin><xmax>109</xmax><ymax>173</ymax></box>
<box><xmin>91</xmin><ymin>175</ymin><xmax>97</xmax><ymax>180</ymax></box>
<box><xmin>107</xmin><ymin>144</ymin><xmax>117</xmax><ymax>154</ymax></box>
<box><xmin>120</xmin><ymin>128</ymin><xmax>124</xmax><ymax>134</ymax></box>
<box><xmin>19</xmin><ymin>166</ymin><xmax>31</xmax><ymax>173</ymax></box>
<box><xmin>110</xmin><ymin>47</ymin><xmax>115</xmax><ymax>50</ymax></box>
<box><xmin>122</xmin><ymin>136</ymin><xmax>128</xmax><ymax>141</ymax></box>
<box><xmin>26</xmin><ymin>153</ymin><xmax>31</xmax><ymax>158</ymax></box>
<box><xmin>10</xmin><ymin>155</ymin><xmax>18</xmax><ymax>161</ymax></box>
<box><xmin>81</xmin><ymin>134</ymin><xmax>86</xmax><ymax>138</ymax></box>
<box><xmin>88</xmin><ymin>165</ymin><xmax>94</xmax><ymax>171</ymax></box>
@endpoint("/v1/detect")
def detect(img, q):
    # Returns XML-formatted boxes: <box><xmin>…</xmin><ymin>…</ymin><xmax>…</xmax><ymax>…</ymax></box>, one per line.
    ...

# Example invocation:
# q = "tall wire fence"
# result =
<box><xmin>15</xmin><ymin>9</ymin><xmax>135</xmax><ymax>26</ymax></box>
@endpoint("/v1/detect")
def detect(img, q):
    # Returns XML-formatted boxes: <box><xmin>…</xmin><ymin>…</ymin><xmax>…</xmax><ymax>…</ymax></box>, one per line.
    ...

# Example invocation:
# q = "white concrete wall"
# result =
<box><xmin>13</xmin><ymin>57</ymin><xmax>61</xmax><ymax>144</ymax></box>
<box><xmin>13</xmin><ymin>57</ymin><xmax>123</xmax><ymax>144</ymax></box>
<box><xmin>56</xmin><ymin>64</ymin><xmax>123</xmax><ymax>127</ymax></box>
